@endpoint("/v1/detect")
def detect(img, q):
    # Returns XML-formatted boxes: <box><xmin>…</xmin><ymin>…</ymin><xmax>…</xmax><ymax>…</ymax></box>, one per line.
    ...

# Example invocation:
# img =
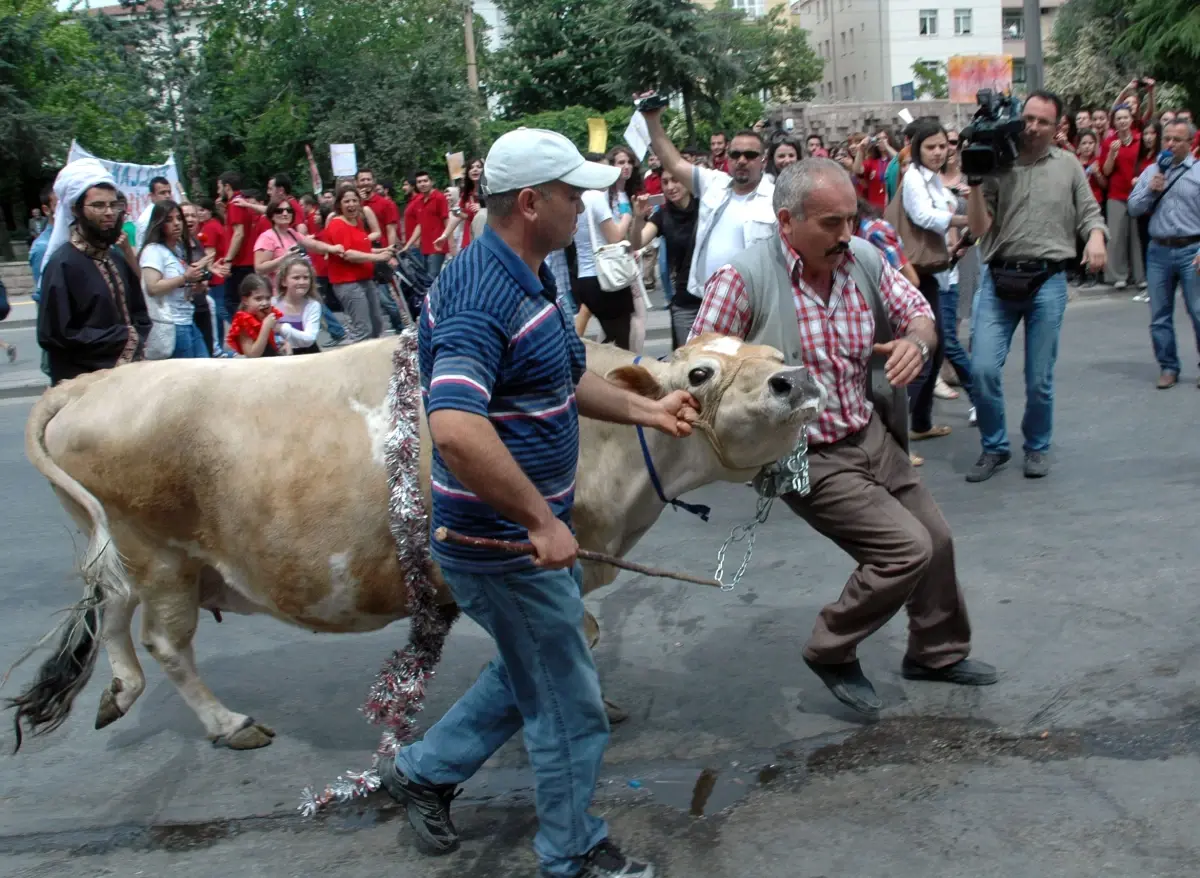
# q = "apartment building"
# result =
<box><xmin>1000</xmin><ymin>0</ymin><xmax>1065</xmax><ymax>88</ymax></box>
<box><xmin>790</xmin><ymin>0</ymin><xmax>1003</xmax><ymax>102</ymax></box>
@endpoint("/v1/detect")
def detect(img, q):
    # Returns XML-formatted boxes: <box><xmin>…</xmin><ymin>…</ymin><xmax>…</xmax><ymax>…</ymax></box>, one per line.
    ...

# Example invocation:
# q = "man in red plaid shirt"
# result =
<box><xmin>691</xmin><ymin>159</ymin><xmax>997</xmax><ymax>716</ymax></box>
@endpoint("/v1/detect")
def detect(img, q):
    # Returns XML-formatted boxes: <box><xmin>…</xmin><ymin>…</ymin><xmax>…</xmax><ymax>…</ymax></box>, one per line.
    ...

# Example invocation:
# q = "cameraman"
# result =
<box><xmin>965</xmin><ymin>90</ymin><xmax>1107</xmax><ymax>483</ymax></box>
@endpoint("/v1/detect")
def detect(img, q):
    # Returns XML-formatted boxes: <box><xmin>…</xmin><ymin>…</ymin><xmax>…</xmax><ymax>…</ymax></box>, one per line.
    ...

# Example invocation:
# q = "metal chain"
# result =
<box><xmin>713</xmin><ymin>494</ymin><xmax>775</xmax><ymax>591</ymax></box>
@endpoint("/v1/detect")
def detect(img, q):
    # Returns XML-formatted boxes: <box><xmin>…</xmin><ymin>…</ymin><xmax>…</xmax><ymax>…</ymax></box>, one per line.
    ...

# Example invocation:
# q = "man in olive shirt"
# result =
<box><xmin>966</xmin><ymin>90</ymin><xmax>1108</xmax><ymax>483</ymax></box>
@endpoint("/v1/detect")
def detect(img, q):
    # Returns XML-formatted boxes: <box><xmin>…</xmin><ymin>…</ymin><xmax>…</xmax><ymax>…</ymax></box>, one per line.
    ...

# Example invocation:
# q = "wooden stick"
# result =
<box><xmin>434</xmin><ymin>527</ymin><xmax>722</xmax><ymax>588</ymax></box>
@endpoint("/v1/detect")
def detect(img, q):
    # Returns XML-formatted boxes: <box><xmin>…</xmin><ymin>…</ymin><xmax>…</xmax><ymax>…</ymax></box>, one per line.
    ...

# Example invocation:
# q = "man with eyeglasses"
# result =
<box><xmin>37</xmin><ymin>158</ymin><xmax>150</xmax><ymax>385</ymax></box>
<box><xmin>1127</xmin><ymin>120</ymin><xmax>1200</xmax><ymax>389</ymax></box>
<box><xmin>643</xmin><ymin>107</ymin><xmax>777</xmax><ymax>302</ymax></box>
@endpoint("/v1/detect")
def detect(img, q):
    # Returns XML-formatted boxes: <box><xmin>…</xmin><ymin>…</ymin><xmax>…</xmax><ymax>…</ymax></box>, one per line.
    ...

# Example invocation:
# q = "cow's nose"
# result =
<box><xmin>768</xmin><ymin>375</ymin><xmax>793</xmax><ymax>397</ymax></box>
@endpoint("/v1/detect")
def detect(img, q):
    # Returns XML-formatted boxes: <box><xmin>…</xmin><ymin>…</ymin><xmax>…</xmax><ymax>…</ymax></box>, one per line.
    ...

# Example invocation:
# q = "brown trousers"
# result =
<box><xmin>784</xmin><ymin>415</ymin><xmax>972</xmax><ymax>668</ymax></box>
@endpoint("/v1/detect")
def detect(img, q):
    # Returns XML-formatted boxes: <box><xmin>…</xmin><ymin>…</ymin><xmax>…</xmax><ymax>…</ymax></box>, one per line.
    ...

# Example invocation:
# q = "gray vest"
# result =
<box><xmin>729</xmin><ymin>236</ymin><xmax>909</xmax><ymax>451</ymax></box>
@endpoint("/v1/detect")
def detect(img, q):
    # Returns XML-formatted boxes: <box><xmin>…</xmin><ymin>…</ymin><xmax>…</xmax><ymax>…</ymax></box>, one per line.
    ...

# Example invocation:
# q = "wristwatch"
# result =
<box><xmin>908</xmin><ymin>337</ymin><xmax>929</xmax><ymax>363</ymax></box>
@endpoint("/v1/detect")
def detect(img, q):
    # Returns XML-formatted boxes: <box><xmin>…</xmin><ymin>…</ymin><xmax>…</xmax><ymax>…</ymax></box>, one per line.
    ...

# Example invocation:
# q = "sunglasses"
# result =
<box><xmin>275</xmin><ymin>208</ymin><xmax>294</xmax><ymax>215</ymax></box>
<box><xmin>728</xmin><ymin>149</ymin><xmax>762</xmax><ymax>161</ymax></box>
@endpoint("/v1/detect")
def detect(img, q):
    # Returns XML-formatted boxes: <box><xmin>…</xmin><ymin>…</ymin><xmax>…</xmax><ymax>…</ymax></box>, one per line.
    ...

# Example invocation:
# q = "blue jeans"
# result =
<box><xmin>1145</xmin><ymin>241</ymin><xmax>1200</xmax><ymax>376</ymax></box>
<box><xmin>394</xmin><ymin>563</ymin><xmax>609</xmax><ymax>876</ymax></box>
<box><xmin>423</xmin><ymin>252</ymin><xmax>446</xmax><ymax>278</ymax></box>
<box><xmin>940</xmin><ymin>281</ymin><xmax>973</xmax><ymax>396</ymax></box>
<box><xmin>172</xmin><ymin>323</ymin><xmax>210</xmax><ymax>358</ymax></box>
<box><xmin>657</xmin><ymin>241</ymin><xmax>672</xmax><ymax>305</ymax></box>
<box><xmin>376</xmin><ymin>282</ymin><xmax>406</xmax><ymax>333</ymax></box>
<box><xmin>971</xmin><ymin>267</ymin><xmax>1067</xmax><ymax>455</ymax></box>
<box><xmin>321</xmin><ymin>304</ymin><xmax>346</xmax><ymax>341</ymax></box>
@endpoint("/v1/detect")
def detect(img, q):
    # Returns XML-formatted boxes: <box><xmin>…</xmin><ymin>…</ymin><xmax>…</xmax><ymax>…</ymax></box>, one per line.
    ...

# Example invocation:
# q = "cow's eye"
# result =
<box><xmin>688</xmin><ymin>367</ymin><xmax>713</xmax><ymax>386</ymax></box>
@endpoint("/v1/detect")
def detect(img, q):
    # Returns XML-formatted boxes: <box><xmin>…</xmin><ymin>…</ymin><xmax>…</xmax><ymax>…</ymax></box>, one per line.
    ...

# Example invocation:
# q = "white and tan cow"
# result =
<box><xmin>12</xmin><ymin>335</ymin><xmax>823</xmax><ymax>749</ymax></box>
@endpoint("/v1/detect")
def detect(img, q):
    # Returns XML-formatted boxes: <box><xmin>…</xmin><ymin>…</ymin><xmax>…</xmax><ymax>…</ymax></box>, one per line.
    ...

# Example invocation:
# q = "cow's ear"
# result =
<box><xmin>605</xmin><ymin>364</ymin><xmax>664</xmax><ymax>399</ymax></box>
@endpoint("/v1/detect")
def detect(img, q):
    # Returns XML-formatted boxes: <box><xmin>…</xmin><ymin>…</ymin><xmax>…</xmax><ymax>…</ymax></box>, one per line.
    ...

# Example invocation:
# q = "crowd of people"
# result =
<box><xmin>12</xmin><ymin>76</ymin><xmax>1200</xmax><ymax>878</ymax></box>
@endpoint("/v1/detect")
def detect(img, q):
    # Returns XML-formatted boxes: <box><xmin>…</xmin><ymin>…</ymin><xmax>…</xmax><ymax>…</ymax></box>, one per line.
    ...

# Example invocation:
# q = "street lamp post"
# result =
<box><xmin>464</xmin><ymin>1</ymin><xmax>479</xmax><ymax>95</ymax></box>
<box><xmin>1023</xmin><ymin>0</ymin><xmax>1043</xmax><ymax>92</ymax></box>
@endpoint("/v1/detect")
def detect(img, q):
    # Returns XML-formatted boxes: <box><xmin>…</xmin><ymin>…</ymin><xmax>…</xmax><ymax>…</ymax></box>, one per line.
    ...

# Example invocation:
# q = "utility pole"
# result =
<box><xmin>463</xmin><ymin>1</ymin><xmax>479</xmax><ymax>95</ymax></box>
<box><xmin>1023</xmin><ymin>0</ymin><xmax>1043</xmax><ymax>92</ymax></box>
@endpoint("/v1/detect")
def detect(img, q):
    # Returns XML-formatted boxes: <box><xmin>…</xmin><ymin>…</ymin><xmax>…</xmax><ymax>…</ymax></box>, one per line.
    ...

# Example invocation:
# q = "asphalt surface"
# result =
<box><xmin>3</xmin><ymin>295</ymin><xmax>1200</xmax><ymax>878</ymax></box>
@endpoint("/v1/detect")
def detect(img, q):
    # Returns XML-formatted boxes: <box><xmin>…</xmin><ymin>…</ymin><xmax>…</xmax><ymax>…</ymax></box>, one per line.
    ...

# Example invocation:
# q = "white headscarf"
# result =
<box><xmin>41</xmin><ymin>158</ymin><xmax>120</xmax><ymax>272</ymax></box>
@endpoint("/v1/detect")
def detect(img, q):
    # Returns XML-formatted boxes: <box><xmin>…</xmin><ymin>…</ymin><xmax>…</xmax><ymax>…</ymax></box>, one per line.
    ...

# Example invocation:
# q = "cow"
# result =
<box><xmin>10</xmin><ymin>334</ymin><xmax>824</xmax><ymax>750</ymax></box>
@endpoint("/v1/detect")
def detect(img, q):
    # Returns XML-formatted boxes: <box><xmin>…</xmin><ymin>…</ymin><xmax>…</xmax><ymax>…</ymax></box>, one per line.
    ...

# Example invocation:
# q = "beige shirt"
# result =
<box><xmin>979</xmin><ymin>146</ymin><xmax>1107</xmax><ymax>263</ymax></box>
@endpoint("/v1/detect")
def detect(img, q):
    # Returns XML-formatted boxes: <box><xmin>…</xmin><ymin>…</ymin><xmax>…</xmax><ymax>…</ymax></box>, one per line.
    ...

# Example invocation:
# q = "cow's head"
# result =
<box><xmin>605</xmin><ymin>334</ymin><xmax>825</xmax><ymax>472</ymax></box>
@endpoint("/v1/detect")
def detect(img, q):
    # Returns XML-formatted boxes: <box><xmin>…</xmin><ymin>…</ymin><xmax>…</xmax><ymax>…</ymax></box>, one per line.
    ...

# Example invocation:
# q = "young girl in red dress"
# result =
<box><xmin>226</xmin><ymin>274</ymin><xmax>283</xmax><ymax>357</ymax></box>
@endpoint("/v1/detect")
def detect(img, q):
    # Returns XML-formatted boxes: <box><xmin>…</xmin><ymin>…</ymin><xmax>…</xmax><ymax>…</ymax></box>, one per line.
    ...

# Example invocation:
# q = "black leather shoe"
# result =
<box><xmin>901</xmin><ymin>657</ymin><xmax>998</xmax><ymax>686</ymax></box>
<box><xmin>966</xmin><ymin>451</ymin><xmax>1010</xmax><ymax>483</ymax></box>
<box><xmin>804</xmin><ymin>658</ymin><xmax>882</xmax><ymax>717</ymax></box>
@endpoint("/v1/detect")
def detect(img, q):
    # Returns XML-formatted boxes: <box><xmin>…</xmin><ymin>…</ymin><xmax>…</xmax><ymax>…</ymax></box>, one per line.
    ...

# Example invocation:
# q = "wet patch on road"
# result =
<box><xmin>4</xmin><ymin>702</ymin><xmax>1198</xmax><ymax>858</ymax></box>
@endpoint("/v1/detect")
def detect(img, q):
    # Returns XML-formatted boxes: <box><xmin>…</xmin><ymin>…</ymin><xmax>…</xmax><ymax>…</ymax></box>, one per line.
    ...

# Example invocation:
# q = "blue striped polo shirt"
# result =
<box><xmin>419</xmin><ymin>226</ymin><xmax>587</xmax><ymax>572</ymax></box>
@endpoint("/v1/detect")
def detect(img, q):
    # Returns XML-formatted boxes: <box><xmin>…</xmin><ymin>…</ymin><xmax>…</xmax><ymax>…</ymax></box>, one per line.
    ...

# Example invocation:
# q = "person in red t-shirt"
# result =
<box><xmin>217</xmin><ymin>171</ymin><xmax>261</xmax><ymax>321</ymax></box>
<box><xmin>852</xmin><ymin>135</ymin><xmax>890</xmax><ymax>209</ymax></box>
<box><xmin>323</xmin><ymin>183</ymin><xmax>395</xmax><ymax>342</ymax></box>
<box><xmin>356</xmin><ymin>169</ymin><xmax>400</xmax><ymax>248</ymax></box>
<box><xmin>1101</xmin><ymin>105</ymin><xmax>1145</xmax><ymax>288</ymax></box>
<box><xmin>709</xmin><ymin>132</ymin><xmax>731</xmax><ymax>174</ymax></box>
<box><xmin>402</xmin><ymin>170</ymin><xmax>450</xmax><ymax>277</ymax></box>
<box><xmin>193</xmin><ymin>197</ymin><xmax>230</xmax><ymax>342</ymax></box>
<box><xmin>643</xmin><ymin>152</ymin><xmax>663</xmax><ymax>196</ymax></box>
<box><xmin>1074</xmin><ymin>130</ymin><xmax>1107</xmax><ymax>286</ymax></box>
<box><xmin>436</xmin><ymin>157</ymin><xmax>484</xmax><ymax>253</ymax></box>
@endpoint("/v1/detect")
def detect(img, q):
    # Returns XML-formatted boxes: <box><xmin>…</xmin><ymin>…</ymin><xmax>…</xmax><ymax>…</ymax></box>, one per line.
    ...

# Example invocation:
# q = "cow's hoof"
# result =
<box><xmin>603</xmin><ymin>697</ymin><xmax>629</xmax><ymax>725</ymax></box>
<box><xmin>212</xmin><ymin>718</ymin><xmax>276</xmax><ymax>750</ymax></box>
<box><xmin>94</xmin><ymin>680</ymin><xmax>126</xmax><ymax>729</ymax></box>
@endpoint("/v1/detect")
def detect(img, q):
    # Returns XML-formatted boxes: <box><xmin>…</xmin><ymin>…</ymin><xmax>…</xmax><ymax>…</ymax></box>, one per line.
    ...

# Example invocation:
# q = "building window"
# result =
<box><xmin>919</xmin><ymin>9</ymin><xmax>937</xmax><ymax>35</ymax></box>
<box><xmin>849</xmin><ymin>29</ymin><xmax>854</xmax><ymax>48</ymax></box>
<box><xmin>840</xmin><ymin>31</ymin><xmax>846</xmax><ymax>54</ymax></box>
<box><xmin>823</xmin><ymin>0</ymin><xmax>829</xmax><ymax>19</ymax></box>
<box><xmin>731</xmin><ymin>0</ymin><xmax>765</xmax><ymax>17</ymax></box>
<box><xmin>843</xmin><ymin>75</ymin><xmax>849</xmax><ymax>96</ymax></box>
<box><xmin>1003</xmin><ymin>10</ymin><xmax>1024</xmax><ymax>39</ymax></box>
<box><xmin>852</xmin><ymin>74</ymin><xmax>857</xmax><ymax>96</ymax></box>
<box><xmin>1012</xmin><ymin>58</ymin><xmax>1027</xmax><ymax>84</ymax></box>
<box><xmin>954</xmin><ymin>8</ymin><xmax>972</xmax><ymax>35</ymax></box>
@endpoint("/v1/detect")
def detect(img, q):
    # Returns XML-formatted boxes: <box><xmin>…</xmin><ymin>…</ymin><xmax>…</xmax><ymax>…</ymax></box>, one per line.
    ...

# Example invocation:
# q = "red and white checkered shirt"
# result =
<box><xmin>690</xmin><ymin>233</ymin><xmax>933</xmax><ymax>445</ymax></box>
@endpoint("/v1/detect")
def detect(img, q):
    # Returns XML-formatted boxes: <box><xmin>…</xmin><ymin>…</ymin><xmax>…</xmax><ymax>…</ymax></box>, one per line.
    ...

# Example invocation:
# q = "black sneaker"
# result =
<box><xmin>965</xmin><ymin>451</ymin><xmax>1011</xmax><ymax>483</ymax></box>
<box><xmin>578</xmin><ymin>839</ymin><xmax>656</xmax><ymax>878</ymax></box>
<box><xmin>378</xmin><ymin>757</ymin><xmax>461</xmax><ymax>853</ymax></box>
<box><xmin>1023</xmin><ymin>451</ymin><xmax>1050</xmax><ymax>478</ymax></box>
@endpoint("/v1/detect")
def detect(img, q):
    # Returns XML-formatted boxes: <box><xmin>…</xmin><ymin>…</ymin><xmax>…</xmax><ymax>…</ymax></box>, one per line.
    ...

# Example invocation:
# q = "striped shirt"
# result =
<box><xmin>419</xmin><ymin>226</ymin><xmax>586</xmax><ymax>572</ymax></box>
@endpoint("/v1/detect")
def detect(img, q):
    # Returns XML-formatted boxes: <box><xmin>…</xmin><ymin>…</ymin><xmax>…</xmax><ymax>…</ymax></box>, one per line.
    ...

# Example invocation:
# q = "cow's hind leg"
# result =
<box><xmin>139</xmin><ymin>558</ymin><xmax>275</xmax><ymax>749</ymax></box>
<box><xmin>583</xmin><ymin>610</ymin><xmax>628</xmax><ymax>725</ymax></box>
<box><xmin>94</xmin><ymin>591</ymin><xmax>146</xmax><ymax>729</ymax></box>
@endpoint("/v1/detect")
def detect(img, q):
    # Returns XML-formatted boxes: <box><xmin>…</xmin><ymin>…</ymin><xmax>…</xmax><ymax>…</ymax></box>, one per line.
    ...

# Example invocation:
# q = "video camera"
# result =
<box><xmin>960</xmin><ymin>89</ymin><xmax>1024</xmax><ymax>182</ymax></box>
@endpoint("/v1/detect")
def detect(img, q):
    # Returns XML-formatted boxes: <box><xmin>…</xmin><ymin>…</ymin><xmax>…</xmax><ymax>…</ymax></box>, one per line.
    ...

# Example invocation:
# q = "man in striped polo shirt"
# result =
<box><xmin>381</xmin><ymin>129</ymin><xmax>699</xmax><ymax>878</ymax></box>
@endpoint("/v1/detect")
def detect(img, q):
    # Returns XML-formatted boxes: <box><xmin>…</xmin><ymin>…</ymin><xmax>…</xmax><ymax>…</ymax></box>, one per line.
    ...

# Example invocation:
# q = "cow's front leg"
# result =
<box><xmin>139</xmin><ymin>563</ymin><xmax>275</xmax><ymax>749</ymax></box>
<box><xmin>582</xmin><ymin>610</ymin><xmax>628</xmax><ymax>724</ymax></box>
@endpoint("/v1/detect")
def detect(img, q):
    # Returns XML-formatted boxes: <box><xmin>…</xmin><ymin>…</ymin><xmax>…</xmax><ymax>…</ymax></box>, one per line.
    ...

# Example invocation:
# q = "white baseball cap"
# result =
<box><xmin>483</xmin><ymin>128</ymin><xmax>620</xmax><ymax>195</ymax></box>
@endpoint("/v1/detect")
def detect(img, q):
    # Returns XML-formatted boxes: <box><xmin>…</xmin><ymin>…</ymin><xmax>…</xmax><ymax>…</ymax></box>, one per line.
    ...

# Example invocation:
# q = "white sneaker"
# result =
<box><xmin>968</xmin><ymin>406</ymin><xmax>977</xmax><ymax>426</ymax></box>
<box><xmin>1115</xmin><ymin>281</ymin><xmax>1128</xmax><ymax>290</ymax></box>
<box><xmin>1132</xmin><ymin>292</ymin><xmax>1149</xmax><ymax>303</ymax></box>
<box><xmin>1138</xmin><ymin>281</ymin><xmax>1148</xmax><ymax>290</ymax></box>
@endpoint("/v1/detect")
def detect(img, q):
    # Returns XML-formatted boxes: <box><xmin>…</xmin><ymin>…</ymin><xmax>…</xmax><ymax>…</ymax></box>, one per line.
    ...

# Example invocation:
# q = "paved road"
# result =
<box><xmin>3</xmin><ymin>296</ymin><xmax>1200</xmax><ymax>877</ymax></box>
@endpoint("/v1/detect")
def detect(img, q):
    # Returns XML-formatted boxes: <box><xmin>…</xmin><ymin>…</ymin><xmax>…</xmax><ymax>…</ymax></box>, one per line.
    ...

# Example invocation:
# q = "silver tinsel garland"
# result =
<box><xmin>299</xmin><ymin>328</ymin><xmax>459</xmax><ymax>817</ymax></box>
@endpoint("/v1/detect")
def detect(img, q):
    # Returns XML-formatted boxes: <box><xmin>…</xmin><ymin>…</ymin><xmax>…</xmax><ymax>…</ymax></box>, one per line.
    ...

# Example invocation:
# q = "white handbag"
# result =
<box><xmin>586</xmin><ymin>202</ymin><xmax>638</xmax><ymax>293</ymax></box>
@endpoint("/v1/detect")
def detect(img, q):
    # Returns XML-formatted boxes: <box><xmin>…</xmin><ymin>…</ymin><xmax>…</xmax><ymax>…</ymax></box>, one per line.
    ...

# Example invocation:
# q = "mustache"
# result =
<box><xmin>825</xmin><ymin>242</ymin><xmax>850</xmax><ymax>256</ymax></box>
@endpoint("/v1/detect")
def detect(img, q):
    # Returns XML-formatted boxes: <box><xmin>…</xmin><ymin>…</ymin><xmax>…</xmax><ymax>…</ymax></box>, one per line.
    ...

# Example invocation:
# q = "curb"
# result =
<box><xmin>0</xmin><ymin>381</ymin><xmax>48</xmax><ymax>401</ymax></box>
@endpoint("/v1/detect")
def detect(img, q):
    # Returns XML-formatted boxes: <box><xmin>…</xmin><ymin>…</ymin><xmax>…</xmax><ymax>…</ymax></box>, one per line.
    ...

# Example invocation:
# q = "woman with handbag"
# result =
<box><xmin>570</xmin><ymin>152</ymin><xmax>638</xmax><ymax>350</ymax></box>
<box><xmin>138</xmin><ymin>200</ymin><xmax>216</xmax><ymax>360</ymax></box>
<box><xmin>891</xmin><ymin>119</ymin><xmax>970</xmax><ymax>441</ymax></box>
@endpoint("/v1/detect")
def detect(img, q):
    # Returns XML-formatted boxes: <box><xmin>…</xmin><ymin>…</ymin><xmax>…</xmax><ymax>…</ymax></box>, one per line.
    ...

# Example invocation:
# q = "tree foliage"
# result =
<box><xmin>1047</xmin><ymin>0</ymin><xmax>1197</xmax><ymax>110</ymax></box>
<box><xmin>911</xmin><ymin>59</ymin><xmax>948</xmax><ymax>100</ymax></box>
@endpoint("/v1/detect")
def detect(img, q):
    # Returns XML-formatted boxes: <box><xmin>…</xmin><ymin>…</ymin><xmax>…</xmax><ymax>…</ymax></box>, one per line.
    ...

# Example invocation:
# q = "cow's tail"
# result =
<box><xmin>5</xmin><ymin>381</ymin><xmax>132</xmax><ymax>752</ymax></box>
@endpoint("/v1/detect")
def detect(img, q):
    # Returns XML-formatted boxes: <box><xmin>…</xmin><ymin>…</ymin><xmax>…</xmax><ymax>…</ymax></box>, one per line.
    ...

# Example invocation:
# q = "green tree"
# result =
<box><xmin>491</xmin><ymin>0</ymin><xmax>624</xmax><ymax>117</ymax></box>
<box><xmin>0</xmin><ymin>0</ymin><xmax>156</xmax><ymax>257</ymax></box>
<box><xmin>189</xmin><ymin>0</ymin><xmax>488</xmax><ymax>193</ymax></box>
<box><xmin>912</xmin><ymin>58</ymin><xmax>948</xmax><ymax>99</ymax></box>
<box><xmin>1114</xmin><ymin>0</ymin><xmax>1200</xmax><ymax>108</ymax></box>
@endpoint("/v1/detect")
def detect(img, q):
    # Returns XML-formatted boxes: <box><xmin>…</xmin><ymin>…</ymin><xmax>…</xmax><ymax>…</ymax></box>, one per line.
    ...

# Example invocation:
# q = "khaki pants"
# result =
<box><xmin>1105</xmin><ymin>198</ymin><xmax>1145</xmax><ymax>286</ymax></box>
<box><xmin>784</xmin><ymin>415</ymin><xmax>972</xmax><ymax>668</ymax></box>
